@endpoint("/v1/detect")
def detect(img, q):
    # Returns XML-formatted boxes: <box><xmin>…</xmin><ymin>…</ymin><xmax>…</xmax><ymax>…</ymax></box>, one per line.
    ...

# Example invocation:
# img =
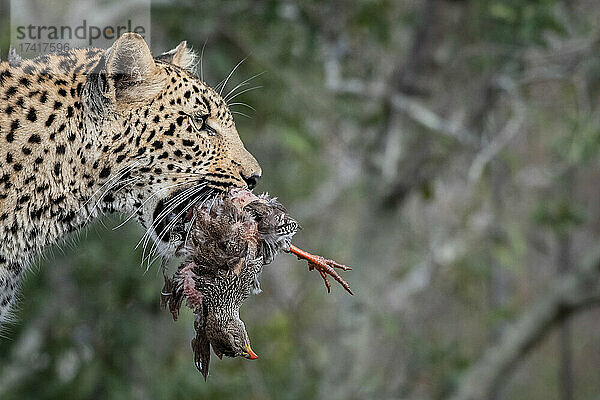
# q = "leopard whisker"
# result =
<box><xmin>147</xmin><ymin>182</ymin><xmax>207</xmax><ymax>232</ymax></box>
<box><xmin>136</xmin><ymin>183</ymin><xmax>207</xmax><ymax>258</ymax></box>
<box><xmin>130</xmin><ymin>182</ymin><xmax>202</xmax><ymax>249</ymax></box>
<box><xmin>77</xmin><ymin>159</ymin><xmax>143</xmax><ymax>219</ymax></box>
<box><xmin>228</xmin><ymin>102</ymin><xmax>256</xmax><ymax>111</ymax></box>
<box><xmin>84</xmin><ymin>166</ymin><xmax>142</xmax><ymax>225</ymax></box>
<box><xmin>218</xmin><ymin>57</ymin><xmax>247</xmax><ymax>96</ymax></box>
<box><xmin>130</xmin><ymin>183</ymin><xmax>199</xmax><ymax>252</ymax></box>
<box><xmin>200</xmin><ymin>38</ymin><xmax>208</xmax><ymax>82</ymax></box>
<box><xmin>225</xmin><ymin>85</ymin><xmax>263</xmax><ymax>104</ymax></box>
<box><xmin>223</xmin><ymin>71</ymin><xmax>266</xmax><ymax>103</ymax></box>
<box><xmin>112</xmin><ymin>180</ymin><xmax>195</xmax><ymax>231</ymax></box>
<box><xmin>141</xmin><ymin>187</ymin><xmax>212</xmax><ymax>269</ymax></box>
<box><xmin>78</xmin><ymin>159</ymin><xmax>142</xmax><ymax>212</ymax></box>
<box><xmin>183</xmin><ymin>213</ymin><xmax>197</xmax><ymax>248</ymax></box>
<box><xmin>150</xmin><ymin>188</ymin><xmax>214</xmax><ymax>258</ymax></box>
<box><xmin>93</xmin><ymin>176</ymin><xmax>142</xmax><ymax>222</ymax></box>
<box><xmin>231</xmin><ymin>110</ymin><xmax>252</xmax><ymax>119</ymax></box>
<box><xmin>147</xmin><ymin>185</ymin><xmax>210</xmax><ymax>248</ymax></box>
<box><xmin>150</xmin><ymin>186</ymin><xmax>213</xmax><ymax>251</ymax></box>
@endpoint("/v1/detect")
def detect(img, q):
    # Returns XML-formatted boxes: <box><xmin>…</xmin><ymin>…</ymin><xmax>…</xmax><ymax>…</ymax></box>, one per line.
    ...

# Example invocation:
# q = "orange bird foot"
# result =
<box><xmin>288</xmin><ymin>244</ymin><xmax>353</xmax><ymax>295</ymax></box>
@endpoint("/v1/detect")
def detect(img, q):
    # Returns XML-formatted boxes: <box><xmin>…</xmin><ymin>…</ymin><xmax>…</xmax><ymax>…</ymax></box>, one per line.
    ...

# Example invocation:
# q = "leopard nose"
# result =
<box><xmin>242</xmin><ymin>173</ymin><xmax>261</xmax><ymax>189</ymax></box>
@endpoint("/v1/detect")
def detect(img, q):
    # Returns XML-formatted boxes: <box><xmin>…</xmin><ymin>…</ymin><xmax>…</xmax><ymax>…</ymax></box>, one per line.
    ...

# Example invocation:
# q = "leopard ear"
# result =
<box><xmin>156</xmin><ymin>41</ymin><xmax>197</xmax><ymax>72</ymax></box>
<box><xmin>104</xmin><ymin>33</ymin><xmax>162</xmax><ymax>102</ymax></box>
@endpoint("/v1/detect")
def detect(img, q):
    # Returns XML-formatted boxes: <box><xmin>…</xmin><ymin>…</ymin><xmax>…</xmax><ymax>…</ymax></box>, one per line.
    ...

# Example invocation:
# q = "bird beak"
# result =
<box><xmin>244</xmin><ymin>340</ymin><xmax>258</xmax><ymax>360</ymax></box>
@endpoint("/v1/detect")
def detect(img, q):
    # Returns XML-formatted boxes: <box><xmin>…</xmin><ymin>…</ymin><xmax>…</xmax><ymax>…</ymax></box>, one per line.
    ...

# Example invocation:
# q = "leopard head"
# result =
<box><xmin>83</xmin><ymin>33</ymin><xmax>261</xmax><ymax>255</ymax></box>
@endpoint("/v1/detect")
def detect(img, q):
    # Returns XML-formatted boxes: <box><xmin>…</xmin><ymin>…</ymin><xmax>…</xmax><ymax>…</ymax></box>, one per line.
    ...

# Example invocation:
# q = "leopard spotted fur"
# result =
<box><xmin>0</xmin><ymin>33</ymin><xmax>261</xmax><ymax>327</ymax></box>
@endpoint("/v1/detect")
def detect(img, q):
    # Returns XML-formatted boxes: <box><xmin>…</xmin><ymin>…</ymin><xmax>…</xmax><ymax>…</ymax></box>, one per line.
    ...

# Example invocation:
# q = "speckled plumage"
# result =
<box><xmin>162</xmin><ymin>188</ymin><xmax>353</xmax><ymax>378</ymax></box>
<box><xmin>246</xmin><ymin>192</ymin><xmax>300</xmax><ymax>266</ymax></box>
<box><xmin>162</xmin><ymin>188</ymin><xmax>299</xmax><ymax>378</ymax></box>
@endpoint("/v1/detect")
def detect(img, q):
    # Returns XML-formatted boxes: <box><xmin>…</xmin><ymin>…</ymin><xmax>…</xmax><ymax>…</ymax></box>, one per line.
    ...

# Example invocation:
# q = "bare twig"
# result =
<box><xmin>468</xmin><ymin>77</ymin><xmax>525</xmax><ymax>184</ymax></box>
<box><xmin>390</xmin><ymin>93</ymin><xmax>479</xmax><ymax>147</ymax></box>
<box><xmin>323</xmin><ymin>58</ymin><xmax>479</xmax><ymax>147</ymax></box>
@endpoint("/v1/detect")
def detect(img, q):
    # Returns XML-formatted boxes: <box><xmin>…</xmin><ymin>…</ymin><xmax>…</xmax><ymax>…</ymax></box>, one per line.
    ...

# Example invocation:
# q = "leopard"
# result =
<box><xmin>0</xmin><ymin>33</ymin><xmax>262</xmax><ymax>328</ymax></box>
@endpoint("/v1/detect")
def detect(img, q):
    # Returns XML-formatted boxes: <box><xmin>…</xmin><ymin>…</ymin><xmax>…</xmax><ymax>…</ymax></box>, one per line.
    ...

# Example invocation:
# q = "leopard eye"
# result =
<box><xmin>189</xmin><ymin>114</ymin><xmax>217</xmax><ymax>135</ymax></box>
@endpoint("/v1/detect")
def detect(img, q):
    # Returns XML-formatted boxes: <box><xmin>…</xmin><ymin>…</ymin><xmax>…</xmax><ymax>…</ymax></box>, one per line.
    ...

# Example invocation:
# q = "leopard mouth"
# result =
<box><xmin>152</xmin><ymin>183</ymin><xmax>223</xmax><ymax>243</ymax></box>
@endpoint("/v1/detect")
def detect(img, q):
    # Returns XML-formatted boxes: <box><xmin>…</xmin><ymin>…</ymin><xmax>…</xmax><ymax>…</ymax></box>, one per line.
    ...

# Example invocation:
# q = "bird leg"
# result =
<box><xmin>288</xmin><ymin>244</ymin><xmax>353</xmax><ymax>295</ymax></box>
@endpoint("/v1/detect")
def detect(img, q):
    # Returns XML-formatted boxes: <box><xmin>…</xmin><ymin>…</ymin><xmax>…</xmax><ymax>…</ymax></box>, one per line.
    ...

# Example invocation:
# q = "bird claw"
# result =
<box><xmin>289</xmin><ymin>244</ymin><xmax>353</xmax><ymax>295</ymax></box>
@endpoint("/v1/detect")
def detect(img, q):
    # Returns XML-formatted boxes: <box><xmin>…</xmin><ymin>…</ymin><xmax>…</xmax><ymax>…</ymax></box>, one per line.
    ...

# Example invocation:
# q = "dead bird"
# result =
<box><xmin>186</xmin><ymin>254</ymin><xmax>262</xmax><ymax>380</ymax></box>
<box><xmin>163</xmin><ymin>255</ymin><xmax>261</xmax><ymax>380</ymax></box>
<box><xmin>239</xmin><ymin>190</ymin><xmax>299</xmax><ymax>266</ymax></box>
<box><xmin>229</xmin><ymin>188</ymin><xmax>353</xmax><ymax>294</ymax></box>
<box><xmin>161</xmin><ymin>188</ymin><xmax>352</xmax><ymax>379</ymax></box>
<box><xmin>162</xmin><ymin>192</ymin><xmax>263</xmax><ymax>379</ymax></box>
<box><xmin>181</xmin><ymin>191</ymin><xmax>259</xmax><ymax>274</ymax></box>
<box><xmin>175</xmin><ymin>188</ymin><xmax>352</xmax><ymax>294</ymax></box>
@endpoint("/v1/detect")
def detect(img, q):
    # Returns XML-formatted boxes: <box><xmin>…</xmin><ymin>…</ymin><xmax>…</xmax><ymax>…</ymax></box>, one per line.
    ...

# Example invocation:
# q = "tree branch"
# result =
<box><xmin>468</xmin><ymin>77</ymin><xmax>525</xmax><ymax>184</ymax></box>
<box><xmin>448</xmin><ymin>249</ymin><xmax>600</xmax><ymax>400</ymax></box>
<box><xmin>323</xmin><ymin>57</ymin><xmax>479</xmax><ymax>148</ymax></box>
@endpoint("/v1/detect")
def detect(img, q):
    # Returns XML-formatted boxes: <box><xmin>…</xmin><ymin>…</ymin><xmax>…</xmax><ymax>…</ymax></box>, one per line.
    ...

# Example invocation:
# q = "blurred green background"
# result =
<box><xmin>2</xmin><ymin>0</ymin><xmax>600</xmax><ymax>399</ymax></box>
